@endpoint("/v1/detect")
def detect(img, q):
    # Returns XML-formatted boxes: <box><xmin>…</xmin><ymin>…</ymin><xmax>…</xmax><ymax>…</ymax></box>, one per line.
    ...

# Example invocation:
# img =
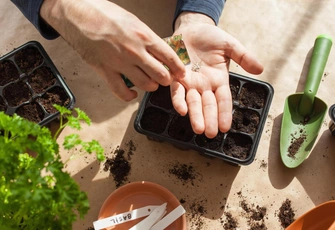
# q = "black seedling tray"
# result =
<box><xmin>0</xmin><ymin>41</ymin><xmax>75</xmax><ymax>126</ymax></box>
<box><xmin>134</xmin><ymin>72</ymin><xmax>274</xmax><ymax>166</ymax></box>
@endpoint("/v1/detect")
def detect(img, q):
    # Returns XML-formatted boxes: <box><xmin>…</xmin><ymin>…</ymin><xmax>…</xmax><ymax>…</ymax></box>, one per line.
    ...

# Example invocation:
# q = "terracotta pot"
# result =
<box><xmin>97</xmin><ymin>181</ymin><xmax>187</xmax><ymax>230</ymax></box>
<box><xmin>286</xmin><ymin>200</ymin><xmax>335</xmax><ymax>230</ymax></box>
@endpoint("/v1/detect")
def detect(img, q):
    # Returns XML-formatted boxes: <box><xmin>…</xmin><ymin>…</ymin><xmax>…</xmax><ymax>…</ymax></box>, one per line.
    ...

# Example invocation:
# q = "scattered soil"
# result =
<box><xmin>168</xmin><ymin>162</ymin><xmax>198</xmax><ymax>185</ymax></box>
<box><xmin>259</xmin><ymin>160</ymin><xmax>268</xmax><ymax>171</ymax></box>
<box><xmin>238</xmin><ymin>191</ymin><xmax>268</xmax><ymax>230</ymax></box>
<box><xmin>14</xmin><ymin>46</ymin><xmax>44</xmax><ymax>73</ymax></box>
<box><xmin>223</xmin><ymin>133</ymin><xmax>252</xmax><ymax>159</ymax></box>
<box><xmin>222</xmin><ymin>212</ymin><xmax>239</xmax><ymax>230</ymax></box>
<box><xmin>240</xmin><ymin>83</ymin><xmax>266</xmax><ymax>109</ymax></box>
<box><xmin>187</xmin><ymin>200</ymin><xmax>207</xmax><ymax>230</ymax></box>
<box><xmin>103</xmin><ymin>141</ymin><xmax>136</xmax><ymax>188</ymax></box>
<box><xmin>232</xmin><ymin>108</ymin><xmax>260</xmax><ymax>134</ymax></box>
<box><xmin>0</xmin><ymin>60</ymin><xmax>19</xmax><ymax>86</ymax></box>
<box><xmin>277</xmin><ymin>199</ymin><xmax>295</xmax><ymax>228</ymax></box>
<box><xmin>288</xmin><ymin>130</ymin><xmax>307</xmax><ymax>158</ymax></box>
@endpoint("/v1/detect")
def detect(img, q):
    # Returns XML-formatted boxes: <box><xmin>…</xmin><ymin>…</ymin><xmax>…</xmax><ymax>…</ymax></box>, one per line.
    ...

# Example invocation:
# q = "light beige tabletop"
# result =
<box><xmin>1</xmin><ymin>1</ymin><xmax>335</xmax><ymax>229</ymax></box>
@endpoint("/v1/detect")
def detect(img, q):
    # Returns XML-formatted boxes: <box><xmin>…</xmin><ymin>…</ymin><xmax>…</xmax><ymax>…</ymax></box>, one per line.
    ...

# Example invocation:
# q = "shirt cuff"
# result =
<box><xmin>173</xmin><ymin>0</ymin><xmax>225</xmax><ymax>28</ymax></box>
<box><xmin>11</xmin><ymin>0</ymin><xmax>60</xmax><ymax>40</ymax></box>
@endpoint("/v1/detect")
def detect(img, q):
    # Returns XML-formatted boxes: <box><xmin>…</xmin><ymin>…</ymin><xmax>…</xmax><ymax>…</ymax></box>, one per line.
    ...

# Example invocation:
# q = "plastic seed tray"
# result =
<box><xmin>0</xmin><ymin>41</ymin><xmax>75</xmax><ymax>126</ymax></box>
<box><xmin>134</xmin><ymin>72</ymin><xmax>274</xmax><ymax>166</ymax></box>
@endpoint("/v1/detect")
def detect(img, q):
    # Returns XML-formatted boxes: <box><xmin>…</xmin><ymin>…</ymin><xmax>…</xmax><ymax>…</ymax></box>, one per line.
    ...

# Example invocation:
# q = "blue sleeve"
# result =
<box><xmin>174</xmin><ymin>0</ymin><xmax>225</xmax><ymax>26</ymax></box>
<box><xmin>10</xmin><ymin>0</ymin><xmax>60</xmax><ymax>40</ymax></box>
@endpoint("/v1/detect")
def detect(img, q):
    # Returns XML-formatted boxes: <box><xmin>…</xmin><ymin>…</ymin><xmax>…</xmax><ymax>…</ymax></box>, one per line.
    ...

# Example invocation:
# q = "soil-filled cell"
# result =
<box><xmin>3</xmin><ymin>81</ymin><xmax>31</xmax><ymax>107</ymax></box>
<box><xmin>223</xmin><ymin>133</ymin><xmax>252</xmax><ymax>160</ymax></box>
<box><xmin>140</xmin><ymin>107</ymin><xmax>169</xmax><ymax>134</ymax></box>
<box><xmin>38</xmin><ymin>86</ymin><xmax>70</xmax><ymax>114</ymax></box>
<box><xmin>15</xmin><ymin>102</ymin><xmax>44</xmax><ymax>123</ymax></box>
<box><xmin>28</xmin><ymin>66</ymin><xmax>56</xmax><ymax>94</ymax></box>
<box><xmin>0</xmin><ymin>96</ymin><xmax>7</xmax><ymax>112</ymax></box>
<box><xmin>240</xmin><ymin>83</ymin><xmax>267</xmax><ymax>109</ymax></box>
<box><xmin>195</xmin><ymin>132</ymin><xmax>224</xmax><ymax>150</ymax></box>
<box><xmin>168</xmin><ymin>115</ymin><xmax>194</xmax><ymax>142</ymax></box>
<box><xmin>150</xmin><ymin>85</ymin><xmax>173</xmax><ymax>110</ymax></box>
<box><xmin>230</xmin><ymin>77</ymin><xmax>240</xmax><ymax>101</ymax></box>
<box><xmin>0</xmin><ymin>60</ymin><xmax>20</xmax><ymax>86</ymax></box>
<box><xmin>14</xmin><ymin>46</ymin><xmax>44</xmax><ymax>73</ymax></box>
<box><xmin>232</xmin><ymin>108</ymin><xmax>260</xmax><ymax>134</ymax></box>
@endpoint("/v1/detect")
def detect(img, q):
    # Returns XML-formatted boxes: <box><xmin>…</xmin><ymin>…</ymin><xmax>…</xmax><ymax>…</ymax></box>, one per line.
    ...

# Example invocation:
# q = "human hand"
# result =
<box><xmin>40</xmin><ymin>0</ymin><xmax>185</xmax><ymax>101</ymax></box>
<box><xmin>172</xmin><ymin>12</ymin><xmax>263</xmax><ymax>138</ymax></box>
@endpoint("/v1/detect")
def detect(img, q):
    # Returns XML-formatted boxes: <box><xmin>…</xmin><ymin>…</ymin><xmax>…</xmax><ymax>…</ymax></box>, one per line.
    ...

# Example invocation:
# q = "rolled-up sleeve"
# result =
<box><xmin>11</xmin><ymin>0</ymin><xmax>59</xmax><ymax>40</ymax></box>
<box><xmin>174</xmin><ymin>0</ymin><xmax>225</xmax><ymax>26</ymax></box>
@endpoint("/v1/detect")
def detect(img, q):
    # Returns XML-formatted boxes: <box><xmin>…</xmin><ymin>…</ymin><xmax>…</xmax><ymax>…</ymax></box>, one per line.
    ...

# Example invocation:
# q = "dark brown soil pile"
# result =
<box><xmin>222</xmin><ymin>212</ymin><xmax>239</xmax><ymax>230</ymax></box>
<box><xmin>277</xmin><ymin>199</ymin><xmax>295</xmax><ymax>228</ymax></box>
<box><xmin>168</xmin><ymin>162</ymin><xmax>198</xmax><ymax>185</ymax></box>
<box><xmin>259</xmin><ymin>160</ymin><xmax>268</xmax><ymax>171</ymax></box>
<box><xmin>103</xmin><ymin>141</ymin><xmax>136</xmax><ymax>188</ymax></box>
<box><xmin>288</xmin><ymin>131</ymin><xmax>307</xmax><ymax>158</ymax></box>
<box><xmin>187</xmin><ymin>201</ymin><xmax>207</xmax><ymax>230</ymax></box>
<box><xmin>238</xmin><ymin>191</ymin><xmax>268</xmax><ymax>229</ymax></box>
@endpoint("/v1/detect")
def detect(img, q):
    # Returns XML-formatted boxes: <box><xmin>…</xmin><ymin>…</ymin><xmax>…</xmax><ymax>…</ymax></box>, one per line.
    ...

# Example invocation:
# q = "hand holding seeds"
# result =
<box><xmin>172</xmin><ymin>12</ymin><xmax>264</xmax><ymax>138</ymax></box>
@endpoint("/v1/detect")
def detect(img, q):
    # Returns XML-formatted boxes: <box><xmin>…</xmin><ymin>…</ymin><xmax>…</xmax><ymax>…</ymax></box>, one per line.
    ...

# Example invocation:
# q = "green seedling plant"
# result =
<box><xmin>0</xmin><ymin>105</ymin><xmax>105</xmax><ymax>230</ymax></box>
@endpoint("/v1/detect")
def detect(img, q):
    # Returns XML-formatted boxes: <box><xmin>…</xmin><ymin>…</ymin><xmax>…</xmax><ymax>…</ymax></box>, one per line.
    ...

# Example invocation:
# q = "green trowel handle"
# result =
<box><xmin>298</xmin><ymin>34</ymin><xmax>332</xmax><ymax>117</ymax></box>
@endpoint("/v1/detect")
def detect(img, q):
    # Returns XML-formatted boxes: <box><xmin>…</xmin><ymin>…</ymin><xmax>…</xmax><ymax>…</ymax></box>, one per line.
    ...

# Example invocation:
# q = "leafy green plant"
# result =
<box><xmin>0</xmin><ymin>105</ymin><xmax>105</xmax><ymax>230</ymax></box>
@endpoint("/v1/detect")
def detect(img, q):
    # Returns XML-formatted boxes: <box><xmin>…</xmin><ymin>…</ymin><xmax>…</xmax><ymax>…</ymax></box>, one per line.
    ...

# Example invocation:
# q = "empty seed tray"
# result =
<box><xmin>134</xmin><ymin>72</ymin><xmax>274</xmax><ymax>166</ymax></box>
<box><xmin>0</xmin><ymin>41</ymin><xmax>75</xmax><ymax>126</ymax></box>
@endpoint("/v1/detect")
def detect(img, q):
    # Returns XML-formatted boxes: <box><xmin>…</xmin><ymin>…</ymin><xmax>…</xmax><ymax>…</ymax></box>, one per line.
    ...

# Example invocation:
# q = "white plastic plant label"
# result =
<box><xmin>93</xmin><ymin>205</ymin><xmax>159</xmax><ymax>230</ymax></box>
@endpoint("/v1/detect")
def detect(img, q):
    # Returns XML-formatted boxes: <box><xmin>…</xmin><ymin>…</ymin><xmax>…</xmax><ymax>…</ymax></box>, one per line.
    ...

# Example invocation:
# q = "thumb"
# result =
<box><xmin>225</xmin><ymin>33</ymin><xmax>264</xmax><ymax>75</ymax></box>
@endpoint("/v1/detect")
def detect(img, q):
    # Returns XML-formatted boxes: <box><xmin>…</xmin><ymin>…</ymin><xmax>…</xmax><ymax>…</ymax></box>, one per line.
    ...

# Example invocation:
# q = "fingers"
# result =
<box><xmin>138</xmin><ymin>52</ymin><xmax>175</xmax><ymax>86</ymax></box>
<box><xmin>103</xmin><ymin>71</ymin><xmax>138</xmax><ymax>101</ymax></box>
<box><xmin>186</xmin><ymin>89</ymin><xmax>205</xmax><ymax>134</ymax></box>
<box><xmin>186</xmin><ymin>90</ymin><xmax>221</xmax><ymax>138</ymax></box>
<box><xmin>202</xmin><ymin>91</ymin><xmax>218</xmax><ymax>138</ymax></box>
<box><xmin>215</xmin><ymin>85</ymin><xmax>233</xmax><ymax>133</ymax></box>
<box><xmin>148</xmin><ymin>40</ymin><xmax>186</xmax><ymax>79</ymax></box>
<box><xmin>171</xmin><ymin>81</ymin><xmax>188</xmax><ymax>116</ymax></box>
<box><xmin>122</xmin><ymin>65</ymin><xmax>159</xmax><ymax>92</ymax></box>
<box><xmin>225</xmin><ymin>34</ymin><xmax>264</xmax><ymax>75</ymax></box>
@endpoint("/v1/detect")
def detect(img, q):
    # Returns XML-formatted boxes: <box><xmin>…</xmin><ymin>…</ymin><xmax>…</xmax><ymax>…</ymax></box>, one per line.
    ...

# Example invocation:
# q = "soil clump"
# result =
<box><xmin>103</xmin><ymin>140</ymin><xmax>136</xmax><ymax>188</ymax></box>
<box><xmin>277</xmin><ymin>199</ymin><xmax>295</xmax><ymax>228</ymax></box>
